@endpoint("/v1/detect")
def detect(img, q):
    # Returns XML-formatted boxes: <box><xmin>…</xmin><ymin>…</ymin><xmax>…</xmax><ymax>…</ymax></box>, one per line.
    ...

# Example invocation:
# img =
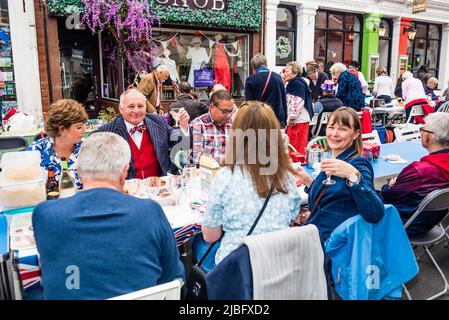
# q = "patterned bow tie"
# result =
<box><xmin>129</xmin><ymin>124</ymin><xmax>146</xmax><ymax>135</ymax></box>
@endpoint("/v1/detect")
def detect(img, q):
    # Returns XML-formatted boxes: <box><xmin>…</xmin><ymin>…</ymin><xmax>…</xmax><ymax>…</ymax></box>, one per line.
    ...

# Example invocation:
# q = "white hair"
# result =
<box><xmin>424</xmin><ymin>112</ymin><xmax>449</xmax><ymax>146</ymax></box>
<box><xmin>428</xmin><ymin>77</ymin><xmax>438</xmax><ymax>85</ymax></box>
<box><xmin>119</xmin><ymin>88</ymin><xmax>146</xmax><ymax>108</ymax></box>
<box><xmin>402</xmin><ymin>71</ymin><xmax>413</xmax><ymax>80</ymax></box>
<box><xmin>330</xmin><ymin>62</ymin><xmax>347</xmax><ymax>74</ymax></box>
<box><xmin>156</xmin><ymin>65</ymin><xmax>169</xmax><ymax>73</ymax></box>
<box><xmin>78</xmin><ymin>132</ymin><xmax>131</xmax><ymax>182</ymax></box>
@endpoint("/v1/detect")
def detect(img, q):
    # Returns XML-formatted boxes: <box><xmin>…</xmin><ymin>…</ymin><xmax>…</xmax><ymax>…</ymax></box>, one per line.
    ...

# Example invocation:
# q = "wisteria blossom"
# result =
<box><xmin>81</xmin><ymin>0</ymin><xmax>160</xmax><ymax>73</ymax></box>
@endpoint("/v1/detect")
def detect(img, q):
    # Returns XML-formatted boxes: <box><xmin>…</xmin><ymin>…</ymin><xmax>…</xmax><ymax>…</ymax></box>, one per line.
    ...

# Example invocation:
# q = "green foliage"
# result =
<box><xmin>46</xmin><ymin>0</ymin><xmax>262</xmax><ymax>31</ymax></box>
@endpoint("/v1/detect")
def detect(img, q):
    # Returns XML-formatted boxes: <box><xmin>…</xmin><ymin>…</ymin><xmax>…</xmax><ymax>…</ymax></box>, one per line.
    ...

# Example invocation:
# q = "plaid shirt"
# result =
<box><xmin>190</xmin><ymin>112</ymin><xmax>232</xmax><ymax>166</ymax></box>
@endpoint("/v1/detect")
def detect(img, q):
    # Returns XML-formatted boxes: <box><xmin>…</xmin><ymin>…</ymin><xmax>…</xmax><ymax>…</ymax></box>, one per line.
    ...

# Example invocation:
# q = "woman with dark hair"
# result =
<box><xmin>295</xmin><ymin>107</ymin><xmax>384</xmax><ymax>243</ymax></box>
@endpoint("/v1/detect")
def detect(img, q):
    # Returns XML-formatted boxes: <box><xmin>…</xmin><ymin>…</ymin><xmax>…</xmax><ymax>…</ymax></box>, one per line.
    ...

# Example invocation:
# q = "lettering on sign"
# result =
<box><xmin>412</xmin><ymin>0</ymin><xmax>427</xmax><ymax>14</ymax></box>
<box><xmin>155</xmin><ymin>0</ymin><xmax>227</xmax><ymax>11</ymax></box>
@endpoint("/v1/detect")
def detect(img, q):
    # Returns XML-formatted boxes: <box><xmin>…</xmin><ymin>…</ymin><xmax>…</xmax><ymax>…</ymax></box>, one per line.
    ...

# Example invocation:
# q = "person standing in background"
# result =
<box><xmin>245</xmin><ymin>53</ymin><xmax>287</xmax><ymax>127</ymax></box>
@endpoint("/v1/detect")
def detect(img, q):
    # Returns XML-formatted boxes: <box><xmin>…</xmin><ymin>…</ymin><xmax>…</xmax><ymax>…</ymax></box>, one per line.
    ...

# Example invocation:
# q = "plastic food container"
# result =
<box><xmin>0</xmin><ymin>172</ymin><xmax>46</xmax><ymax>210</ymax></box>
<box><xmin>9</xmin><ymin>210</ymin><xmax>36</xmax><ymax>250</ymax></box>
<box><xmin>1</xmin><ymin>151</ymin><xmax>42</xmax><ymax>180</ymax></box>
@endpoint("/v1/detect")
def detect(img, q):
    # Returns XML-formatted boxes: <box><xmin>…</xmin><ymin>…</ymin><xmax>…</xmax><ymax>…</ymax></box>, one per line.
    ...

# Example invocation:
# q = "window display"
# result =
<box><xmin>0</xmin><ymin>0</ymin><xmax>16</xmax><ymax>120</ymax></box>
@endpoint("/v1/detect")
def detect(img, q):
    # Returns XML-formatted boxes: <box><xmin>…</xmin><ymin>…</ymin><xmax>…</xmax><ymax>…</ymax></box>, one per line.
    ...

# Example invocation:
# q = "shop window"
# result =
<box><xmin>128</xmin><ymin>28</ymin><xmax>250</xmax><ymax>100</ymax></box>
<box><xmin>99</xmin><ymin>30</ymin><xmax>124</xmax><ymax>101</ymax></box>
<box><xmin>407</xmin><ymin>22</ymin><xmax>441</xmax><ymax>79</ymax></box>
<box><xmin>276</xmin><ymin>6</ymin><xmax>296</xmax><ymax>66</ymax></box>
<box><xmin>378</xmin><ymin>18</ymin><xmax>392</xmax><ymax>75</ymax></box>
<box><xmin>314</xmin><ymin>10</ymin><xmax>362</xmax><ymax>67</ymax></box>
<box><xmin>0</xmin><ymin>0</ymin><xmax>17</xmax><ymax>119</ymax></box>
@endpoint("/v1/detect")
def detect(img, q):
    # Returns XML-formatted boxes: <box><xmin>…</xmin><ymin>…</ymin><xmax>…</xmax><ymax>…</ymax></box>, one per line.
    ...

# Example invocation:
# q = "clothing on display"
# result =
<box><xmin>212</xmin><ymin>43</ymin><xmax>231</xmax><ymax>92</ymax></box>
<box><xmin>186</xmin><ymin>46</ymin><xmax>210</xmax><ymax>87</ymax></box>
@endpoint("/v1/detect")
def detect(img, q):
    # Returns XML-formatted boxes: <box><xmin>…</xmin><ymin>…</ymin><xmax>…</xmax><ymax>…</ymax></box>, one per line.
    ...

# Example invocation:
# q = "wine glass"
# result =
<box><xmin>170</xmin><ymin>109</ymin><xmax>180</xmax><ymax>128</ymax></box>
<box><xmin>322</xmin><ymin>151</ymin><xmax>336</xmax><ymax>185</ymax></box>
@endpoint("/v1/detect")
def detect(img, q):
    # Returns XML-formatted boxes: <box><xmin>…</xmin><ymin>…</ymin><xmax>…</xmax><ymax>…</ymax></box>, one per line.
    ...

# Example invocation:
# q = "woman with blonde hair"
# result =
<box><xmin>372</xmin><ymin>66</ymin><xmax>394</xmax><ymax>103</ymax></box>
<box><xmin>197</xmin><ymin>101</ymin><xmax>301</xmax><ymax>269</ymax></box>
<box><xmin>283</xmin><ymin>61</ymin><xmax>313</xmax><ymax>155</ymax></box>
<box><xmin>27</xmin><ymin>99</ymin><xmax>88</xmax><ymax>188</ymax></box>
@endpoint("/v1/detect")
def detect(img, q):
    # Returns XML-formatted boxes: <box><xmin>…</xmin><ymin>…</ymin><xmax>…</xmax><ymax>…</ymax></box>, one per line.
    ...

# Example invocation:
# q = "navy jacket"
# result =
<box><xmin>306</xmin><ymin>147</ymin><xmax>385</xmax><ymax>243</ymax></box>
<box><xmin>33</xmin><ymin>188</ymin><xmax>185</xmax><ymax>300</ymax></box>
<box><xmin>97</xmin><ymin>114</ymin><xmax>181</xmax><ymax>178</ymax></box>
<box><xmin>286</xmin><ymin>76</ymin><xmax>314</xmax><ymax>119</ymax></box>
<box><xmin>206</xmin><ymin>244</ymin><xmax>253</xmax><ymax>300</ymax></box>
<box><xmin>245</xmin><ymin>67</ymin><xmax>287</xmax><ymax>127</ymax></box>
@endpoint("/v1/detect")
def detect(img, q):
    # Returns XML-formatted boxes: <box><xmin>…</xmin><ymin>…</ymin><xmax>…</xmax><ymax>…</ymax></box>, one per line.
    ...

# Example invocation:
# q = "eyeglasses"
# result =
<box><xmin>214</xmin><ymin>104</ymin><xmax>236</xmax><ymax>116</ymax></box>
<box><xmin>419</xmin><ymin>127</ymin><xmax>434</xmax><ymax>134</ymax></box>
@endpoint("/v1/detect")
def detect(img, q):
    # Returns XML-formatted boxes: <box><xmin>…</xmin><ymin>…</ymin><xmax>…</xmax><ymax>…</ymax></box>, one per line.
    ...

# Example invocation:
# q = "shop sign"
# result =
<box><xmin>71</xmin><ymin>48</ymin><xmax>84</xmax><ymax>60</ymax></box>
<box><xmin>155</xmin><ymin>0</ymin><xmax>227</xmax><ymax>11</ymax></box>
<box><xmin>412</xmin><ymin>0</ymin><xmax>427</xmax><ymax>14</ymax></box>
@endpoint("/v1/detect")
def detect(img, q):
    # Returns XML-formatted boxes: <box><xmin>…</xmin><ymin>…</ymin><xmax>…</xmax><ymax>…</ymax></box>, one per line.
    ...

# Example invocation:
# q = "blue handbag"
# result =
<box><xmin>194</xmin><ymin>62</ymin><xmax>214</xmax><ymax>87</ymax></box>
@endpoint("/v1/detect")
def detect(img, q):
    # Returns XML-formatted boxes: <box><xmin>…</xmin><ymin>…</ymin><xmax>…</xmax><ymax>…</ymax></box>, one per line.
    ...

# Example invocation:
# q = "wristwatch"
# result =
<box><xmin>347</xmin><ymin>171</ymin><xmax>361</xmax><ymax>186</ymax></box>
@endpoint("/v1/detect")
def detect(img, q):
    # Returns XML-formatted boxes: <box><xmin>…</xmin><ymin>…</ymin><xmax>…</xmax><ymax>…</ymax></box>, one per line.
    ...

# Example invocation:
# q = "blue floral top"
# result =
<box><xmin>27</xmin><ymin>136</ymin><xmax>83</xmax><ymax>189</ymax></box>
<box><xmin>203</xmin><ymin>166</ymin><xmax>301</xmax><ymax>264</ymax></box>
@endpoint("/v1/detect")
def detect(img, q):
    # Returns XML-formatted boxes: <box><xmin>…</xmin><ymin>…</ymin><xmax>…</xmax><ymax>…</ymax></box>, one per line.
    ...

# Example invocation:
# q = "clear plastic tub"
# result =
<box><xmin>1</xmin><ymin>151</ymin><xmax>42</xmax><ymax>180</ymax></box>
<box><xmin>0</xmin><ymin>172</ymin><xmax>46</xmax><ymax>210</ymax></box>
<box><xmin>9</xmin><ymin>211</ymin><xmax>36</xmax><ymax>250</ymax></box>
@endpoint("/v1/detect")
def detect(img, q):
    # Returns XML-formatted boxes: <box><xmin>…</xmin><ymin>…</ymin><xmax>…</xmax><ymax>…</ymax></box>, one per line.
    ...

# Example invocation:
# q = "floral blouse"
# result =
<box><xmin>27</xmin><ymin>136</ymin><xmax>83</xmax><ymax>189</ymax></box>
<box><xmin>203</xmin><ymin>166</ymin><xmax>301</xmax><ymax>264</ymax></box>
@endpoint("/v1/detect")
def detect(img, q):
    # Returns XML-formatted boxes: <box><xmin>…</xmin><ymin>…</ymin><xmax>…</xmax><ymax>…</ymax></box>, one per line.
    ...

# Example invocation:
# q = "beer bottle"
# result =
<box><xmin>46</xmin><ymin>165</ymin><xmax>59</xmax><ymax>199</ymax></box>
<box><xmin>59</xmin><ymin>157</ymin><xmax>76</xmax><ymax>198</ymax></box>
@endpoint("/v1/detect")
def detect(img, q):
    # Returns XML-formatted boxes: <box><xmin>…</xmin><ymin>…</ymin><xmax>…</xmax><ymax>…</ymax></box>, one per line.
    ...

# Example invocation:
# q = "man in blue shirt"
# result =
<box><xmin>245</xmin><ymin>53</ymin><xmax>287</xmax><ymax>127</ymax></box>
<box><xmin>33</xmin><ymin>132</ymin><xmax>184</xmax><ymax>300</ymax></box>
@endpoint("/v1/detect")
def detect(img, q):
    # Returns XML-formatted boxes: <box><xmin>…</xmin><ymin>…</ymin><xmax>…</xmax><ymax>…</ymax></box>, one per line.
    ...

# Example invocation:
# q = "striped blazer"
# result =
<box><xmin>96</xmin><ymin>114</ymin><xmax>178</xmax><ymax>178</ymax></box>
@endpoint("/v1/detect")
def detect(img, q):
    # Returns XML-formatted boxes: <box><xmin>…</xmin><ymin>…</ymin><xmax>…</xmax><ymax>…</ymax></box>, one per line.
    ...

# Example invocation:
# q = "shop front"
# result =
<box><xmin>42</xmin><ymin>0</ymin><xmax>263</xmax><ymax>115</ymax></box>
<box><xmin>265</xmin><ymin>0</ymin><xmax>449</xmax><ymax>90</ymax></box>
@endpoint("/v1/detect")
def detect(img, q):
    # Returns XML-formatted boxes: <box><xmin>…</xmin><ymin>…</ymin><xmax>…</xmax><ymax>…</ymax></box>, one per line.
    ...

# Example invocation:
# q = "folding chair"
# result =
<box><xmin>312</xmin><ymin>112</ymin><xmax>330</xmax><ymax>138</ymax></box>
<box><xmin>309</xmin><ymin>113</ymin><xmax>318</xmax><ymax>137</ymax></box>
<box><xmin>307</xmin><ymin>136</ymin><xmax>328</xmax><ymax>150</ymax></box>
<box><xmin>362</xmin><ymin>130</ymin><xmax>381</xmax><ymax>145</ymax></box>
<box><xmin>403</xmin><ymin>188</ymin><xmax>449</xmax><ymax>300</ymax></box>
<box><xmin>437</xmin><ymin>101</ymin><xmax>449</xmax><ymax>113</ymax></box>
<box><xmin>406</xmin><ymin>105</ymin><xmax>425</xmax><ymax>124</ymax></box>
<box><xmin>108</xmin><ymin>278</ymin><xmax>183</xmax><ymax>300</ymax></box>
<box><xmin>394</xmin><ymin>124</ymin><xmax>421</xmax><ymax>142</ymax></box>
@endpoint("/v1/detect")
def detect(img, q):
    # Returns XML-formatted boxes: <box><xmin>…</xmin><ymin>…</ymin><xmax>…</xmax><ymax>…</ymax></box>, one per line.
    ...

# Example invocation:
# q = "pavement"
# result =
<box><xmin>405</xmin><ymin>237</ymin><xmax>449</xmax><ymax>300</ymax></box>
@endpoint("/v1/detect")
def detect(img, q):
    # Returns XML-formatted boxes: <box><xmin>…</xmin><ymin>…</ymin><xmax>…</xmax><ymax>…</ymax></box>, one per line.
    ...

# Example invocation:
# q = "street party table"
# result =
<box><xmin>303</xmin><ymin>141</ymin><xmax>427</xmax><ymax>190</ymax></box>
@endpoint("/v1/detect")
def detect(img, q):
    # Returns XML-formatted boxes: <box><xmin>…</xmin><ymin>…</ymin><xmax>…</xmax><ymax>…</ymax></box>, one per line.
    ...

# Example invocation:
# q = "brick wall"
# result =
<box><xmin>33</xmin><ymin>0</ymin><xmax>62</xmax><ymax>116</ymax></box>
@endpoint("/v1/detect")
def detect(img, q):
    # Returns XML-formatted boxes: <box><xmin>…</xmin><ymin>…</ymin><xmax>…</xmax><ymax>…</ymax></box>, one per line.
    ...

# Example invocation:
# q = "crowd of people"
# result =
<box><xmin>26</xmin><ymin>53</ymin><xmax>449</xmax><ymax>300</ymax></box>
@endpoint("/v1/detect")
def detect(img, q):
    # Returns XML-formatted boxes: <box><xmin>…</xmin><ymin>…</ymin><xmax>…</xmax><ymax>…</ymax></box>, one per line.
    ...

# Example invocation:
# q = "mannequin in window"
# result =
<box><xmin>186</xmin><ymin>36</ymin><xmax>210</xmax><ymax>87</ymax></box>
<box><xmin>157</xmin><ymin>48</ymin><xmax>180</xmax><ymax>83</ymax></box>
<box><xmin>210</xmin><ymin>33</ymin><xmax>232</xmax><ymax>92</ymax></box>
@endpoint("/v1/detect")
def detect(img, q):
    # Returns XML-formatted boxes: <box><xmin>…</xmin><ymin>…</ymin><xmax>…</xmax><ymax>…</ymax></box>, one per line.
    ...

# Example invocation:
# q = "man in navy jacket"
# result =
<box><xmin>245</xmin><ymin>53</ymin><xmax>287</xmax><ymax>127</ymax></box>
<box><xmin>33</xmin><ymin>132</ymin><xmax>185</xmax><ymax>299</ymax></box>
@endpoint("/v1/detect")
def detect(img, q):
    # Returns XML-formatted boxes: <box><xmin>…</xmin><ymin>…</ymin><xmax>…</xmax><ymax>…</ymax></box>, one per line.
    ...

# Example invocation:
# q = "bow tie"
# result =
<box><xmin>129</xmin><ymin>124</ymin><xmax>146</xmax><ymax>135</ymax></box>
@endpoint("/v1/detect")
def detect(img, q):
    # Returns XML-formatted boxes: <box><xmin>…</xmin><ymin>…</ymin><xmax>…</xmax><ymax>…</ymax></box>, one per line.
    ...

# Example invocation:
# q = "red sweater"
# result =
<box><xmin>128</xmin><ymin>132</ymin><xmax>161</xmax><ymax>178</ymax></box>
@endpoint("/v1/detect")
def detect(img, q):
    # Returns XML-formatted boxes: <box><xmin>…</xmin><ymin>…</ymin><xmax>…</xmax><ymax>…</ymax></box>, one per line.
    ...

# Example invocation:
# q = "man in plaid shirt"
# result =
<box><xmin>190</xmin><ymin>90</ymin><xmax>235</xmax><ymax>166</ymax></box>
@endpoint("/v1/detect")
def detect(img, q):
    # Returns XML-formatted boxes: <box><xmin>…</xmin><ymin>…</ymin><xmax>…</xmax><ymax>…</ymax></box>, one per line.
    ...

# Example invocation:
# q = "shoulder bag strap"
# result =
<box><xmin>308</xmin><ymin>185</ymin><xmax>328</xmax><ymax>219</ymax></box>
<box><xmin>259</xmin><ymin>71</ymin><xmax>272</xmax><ymax>100</ymax></box>
<box><xmin>247</xmin><ymin>192</ymin><xmax>272</xmax><ymax>236</ymax></box>
<box><xmin>196</xmin><ymin>191</ymin><xmax>272</xmax><ymax>267</ymax></box>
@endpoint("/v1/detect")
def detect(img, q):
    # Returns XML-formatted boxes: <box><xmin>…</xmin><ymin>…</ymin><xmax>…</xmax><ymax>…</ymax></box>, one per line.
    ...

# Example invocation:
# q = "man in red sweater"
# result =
<box><xmin>381</xmin><ymin>112</ymin><xmax>449</xmax><ymax>234</ymax></box>
<box><xmin>97</xmin><ymin>89</ymin><xmax>190</xmax><ymax>178</ymax></box>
